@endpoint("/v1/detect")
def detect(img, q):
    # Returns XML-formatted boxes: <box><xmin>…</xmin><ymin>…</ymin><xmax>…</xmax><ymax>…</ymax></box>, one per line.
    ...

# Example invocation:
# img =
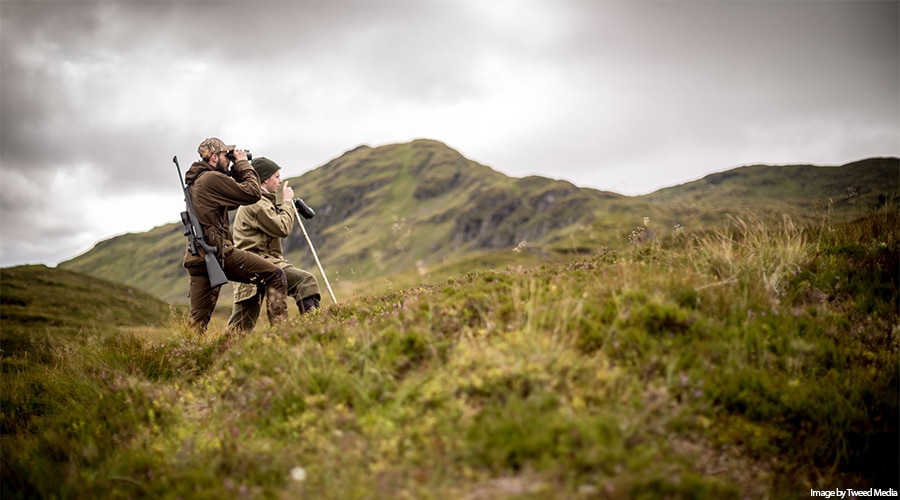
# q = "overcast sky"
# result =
<box><xmin>1</xmin><ymin>0</ymin><xmax>897</xmax><ymax>268</ymax></box>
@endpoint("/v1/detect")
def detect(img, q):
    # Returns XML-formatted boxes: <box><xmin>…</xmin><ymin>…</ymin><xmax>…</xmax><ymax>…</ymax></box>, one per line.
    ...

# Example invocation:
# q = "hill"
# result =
<box><xmin>643</xmin><ymin>157</ymin><xmax>899</xmax><ymax>225</ymax></box>
<box><xmin>3</xmin><ymin>209</ymin><xmax>897</xmax><ymax>497</ymax></box>
<box><xmin>0</xmin><ymin>265</ymin><xmax>172</xmax><ymax>359</ymax></box>
<box><xmin>57</xmin><ymin>140</ymin><xmax>899</xmax><ymax>303</ymax></box>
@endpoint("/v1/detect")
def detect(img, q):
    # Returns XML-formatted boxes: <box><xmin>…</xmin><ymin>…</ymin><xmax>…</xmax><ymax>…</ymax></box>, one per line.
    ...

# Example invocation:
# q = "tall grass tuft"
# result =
<box><xmin>682</xmin><ymin>215</ymin><xmax>813</xmax><ymax>319</ymax></box>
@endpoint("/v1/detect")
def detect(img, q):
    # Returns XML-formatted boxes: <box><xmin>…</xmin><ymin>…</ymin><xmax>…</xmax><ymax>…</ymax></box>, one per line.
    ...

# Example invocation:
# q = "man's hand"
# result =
<box><xmin>231</xmin><ymin>149</ymin><xmax>248</xmax><ymax>162</ymax></box>
<box><xmin>282</xmin><ymin>181</ymin><xmax>294</xmax><ymax>202</ymax></box>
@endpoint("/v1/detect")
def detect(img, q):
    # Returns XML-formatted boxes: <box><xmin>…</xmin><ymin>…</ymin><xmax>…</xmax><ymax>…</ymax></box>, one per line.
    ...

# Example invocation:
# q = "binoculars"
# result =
<box><xmin>226</xmin><ymin>149</ymin><xmax>253</xmax><ymax>161</ymax></box>
<box><xmin>293</xmin><ymin>198</ymin><xmax>315</xmax><ymax>219</ymax></box>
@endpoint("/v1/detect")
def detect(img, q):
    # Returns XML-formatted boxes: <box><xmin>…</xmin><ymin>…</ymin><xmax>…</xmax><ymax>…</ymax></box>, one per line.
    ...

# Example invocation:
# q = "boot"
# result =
<box><xmin>299</xmin><ymin>295</ymin><xmax>320</xmax><ymax>314</ymax></box>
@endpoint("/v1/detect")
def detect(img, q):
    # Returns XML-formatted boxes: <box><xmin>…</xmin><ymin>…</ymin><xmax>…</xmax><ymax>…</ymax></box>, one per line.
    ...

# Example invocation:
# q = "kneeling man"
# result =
<box><xmin>226</xmin><ymin>157</ymin><xmax>321</xmax><ymax>332</ymax></box>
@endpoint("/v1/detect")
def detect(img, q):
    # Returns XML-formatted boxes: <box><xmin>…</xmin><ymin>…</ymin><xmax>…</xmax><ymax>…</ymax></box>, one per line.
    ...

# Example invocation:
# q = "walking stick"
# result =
<box><xmin>292</xmin><ymin>199</ymin><xmax>338</xmax><ymax>305</ymax></box>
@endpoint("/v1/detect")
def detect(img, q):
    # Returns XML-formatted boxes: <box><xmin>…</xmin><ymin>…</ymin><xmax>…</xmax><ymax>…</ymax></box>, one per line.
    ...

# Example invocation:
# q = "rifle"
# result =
<box><xmin>174</xmin><ymin>155</ymin><xmax>228</xmax><ymax>288</ymax></box>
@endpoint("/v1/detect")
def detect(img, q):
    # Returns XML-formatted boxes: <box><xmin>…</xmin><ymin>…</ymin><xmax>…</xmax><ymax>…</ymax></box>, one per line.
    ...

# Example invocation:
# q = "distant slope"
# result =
<box><xmin>277</xmin><ymin>139</ymin><xmax>624</xmax><ymax>281</ymax></box>
<box><xmin>0</xmin><ymin>265</ymin><xmax>171</xmax><ymax>356</ymax></box>
<box><xmin>60</xmin><ymin>224</ymin><xmax>190</xmax><ymax>302</ymax></box>
<box><xmin>640</xmin><ymin>157</ymin><xmax>899</xmax><ymax>226</ymax></box>
<box><xmin>57</xmin><ymin>139</ymin><xmax>898</xmax><ymax>303</ymax></box>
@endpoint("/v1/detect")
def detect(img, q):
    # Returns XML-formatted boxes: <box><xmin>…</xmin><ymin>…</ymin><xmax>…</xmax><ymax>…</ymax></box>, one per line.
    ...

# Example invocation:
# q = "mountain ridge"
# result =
<box><xmin>55</xmin><ymin>139</ymin><xmax>898</xmax><ymax>303</ymax></box>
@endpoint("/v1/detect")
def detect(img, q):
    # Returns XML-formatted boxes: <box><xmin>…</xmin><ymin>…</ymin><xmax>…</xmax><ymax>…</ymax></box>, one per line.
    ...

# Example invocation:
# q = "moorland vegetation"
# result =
<box><xmin>2</xmin><ymin>203</ymin><xmax>897</xmax><ymax>498</ymax></box>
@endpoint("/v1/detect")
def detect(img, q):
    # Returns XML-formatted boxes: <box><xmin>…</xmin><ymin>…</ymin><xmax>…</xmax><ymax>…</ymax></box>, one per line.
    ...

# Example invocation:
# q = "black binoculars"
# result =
<box><xmin>293</xmin><ymin>198</ymin><xmax>315</xmax><ymax>219</ymax></box>
<box><xmin>226</xmin><ymin>149</ymin><xmax>252</xmax><ymax>161</ymax></box>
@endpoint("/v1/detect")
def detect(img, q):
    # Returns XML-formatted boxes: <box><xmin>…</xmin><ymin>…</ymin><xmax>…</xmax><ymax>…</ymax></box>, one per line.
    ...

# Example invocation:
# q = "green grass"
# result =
<box><xmin>0</xmin><ymin>264</ymin><xmax>172</xmax><ymax>362</ymax></box>
<box><xmin>2</xmin><ymin>209</ymin><xmax>897</xmax><ymax>498</ymax></box>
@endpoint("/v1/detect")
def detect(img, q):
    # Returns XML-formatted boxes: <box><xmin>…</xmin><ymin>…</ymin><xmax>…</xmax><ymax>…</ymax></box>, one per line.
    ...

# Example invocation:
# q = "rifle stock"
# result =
<box><xmin>174</xmin><ymin>156</ymin><xmax>228</xmax><ymax>288</ymax></box>
<box><xmin>203</xmin><ymin>248</ymin><xmax>228</xmax><ymax>287</ymax></box>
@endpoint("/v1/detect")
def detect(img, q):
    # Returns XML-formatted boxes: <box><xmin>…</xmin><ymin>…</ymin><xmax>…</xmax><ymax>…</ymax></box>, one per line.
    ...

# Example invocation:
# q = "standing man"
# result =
<box><xmin>226</xmin><ymin>157</ymin><xmax>321</xmax><ymax>333</ymax></box>
<box><xmin>182</xmin><ymin>138</ymin><xmax>289</xmax><ymax>332</ymax></box>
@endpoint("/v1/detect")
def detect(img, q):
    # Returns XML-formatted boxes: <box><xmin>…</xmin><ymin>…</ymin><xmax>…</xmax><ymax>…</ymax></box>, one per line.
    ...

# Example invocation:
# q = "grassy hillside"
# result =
<box><xmin>57</xmin><ymin>141</ymin><xmax>898</xmax><ymax>307</ymax></box>
<box><xmin>3</xmin><ymin>208</ymin><xmax>897</xmax><ymax>498</ymax></box>
<box><xmin>60</xmin><ymin>224</ymin><xmax>191</xmax><ymax>303</ymax></box>
<box><xmin>0</xmin><ymin>265</ymin><xmax>172</xmax><ymax>362</ymax></box>
<box><xmin>642</xmin><ymin>157</ymin><xmax>899</xmax><ymax>226</ymax></box>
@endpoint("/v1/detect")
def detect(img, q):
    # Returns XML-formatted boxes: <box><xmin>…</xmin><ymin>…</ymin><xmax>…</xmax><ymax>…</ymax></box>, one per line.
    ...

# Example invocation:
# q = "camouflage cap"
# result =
<box><xmin>197</xmin><ymin>137</ymin><xmax>236</xmax><ymax>159</ymax></box>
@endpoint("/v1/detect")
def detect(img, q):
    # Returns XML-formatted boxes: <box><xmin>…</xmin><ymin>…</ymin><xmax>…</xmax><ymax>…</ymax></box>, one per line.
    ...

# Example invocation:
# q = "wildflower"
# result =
<box><xmin>628</xmin><ymin>226</ymin><xmax>646</xmax><ymax>244</ymax></box>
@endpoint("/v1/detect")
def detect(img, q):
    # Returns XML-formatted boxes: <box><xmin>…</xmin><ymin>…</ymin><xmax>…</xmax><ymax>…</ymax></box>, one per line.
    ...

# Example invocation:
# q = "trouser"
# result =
<box><xmin>225</xmin><ymin>264</ymin><xmax>320</xmax><ymax>333</ymax></box>
<box><xmin>186</xmin><ymin>249</ymin><xmax>288</xmax><ymax>332</ymax></box>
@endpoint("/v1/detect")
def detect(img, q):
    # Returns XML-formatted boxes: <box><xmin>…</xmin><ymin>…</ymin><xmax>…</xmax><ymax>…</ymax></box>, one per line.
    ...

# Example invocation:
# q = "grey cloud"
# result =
<box><xmin>0</xmin><ymin>0</ymin><xmax>896</xmax><ymax>267</ymax></box>
<box><xmin>1</xmin><ymin>0</ymin><xmax>487</xmax><ymax>171</ymax></box>
<box><xmin>0</xmin><ymin>160</ymin><xmax>100</xmax><ymax>267</ymax></box>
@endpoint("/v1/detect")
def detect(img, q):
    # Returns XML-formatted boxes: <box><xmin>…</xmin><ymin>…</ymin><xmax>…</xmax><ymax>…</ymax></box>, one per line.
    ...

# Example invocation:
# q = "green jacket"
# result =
<box><xmin>231</xmin><ymin>190</ymin><xmax>296</xmax><ymax>302</ymax></box>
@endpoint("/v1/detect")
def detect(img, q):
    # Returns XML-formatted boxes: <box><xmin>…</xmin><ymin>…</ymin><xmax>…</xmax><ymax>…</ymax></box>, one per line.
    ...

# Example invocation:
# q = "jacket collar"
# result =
<box><xmin>184</xmin><ymin>160</ymin><xmax>217</xmax><ymax>186</ymax></box>
<box><xmin>260</xmin><ymin>190</ymin><xmax>277</xmax><ymax>202</ymax></box>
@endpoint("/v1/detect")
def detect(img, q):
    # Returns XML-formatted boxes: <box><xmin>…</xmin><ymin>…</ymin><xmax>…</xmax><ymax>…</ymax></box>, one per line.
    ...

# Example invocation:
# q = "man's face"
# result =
<box><xmin>214</xmin><ymin>152</ymin><xmax>231</xmax><ymax>171</ymax></box>
<box><xmin>262</xmin><ymin>171</ymin><xmax>282</xmax><ymax>192</ymax></box>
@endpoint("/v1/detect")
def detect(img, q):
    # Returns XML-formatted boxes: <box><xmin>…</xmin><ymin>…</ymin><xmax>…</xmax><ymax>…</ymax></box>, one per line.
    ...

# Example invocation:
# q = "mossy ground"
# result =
<box><xmin>2</xmin><ymin>210</ymin><xmax>897</xmax><ymax>498</ymax></box>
